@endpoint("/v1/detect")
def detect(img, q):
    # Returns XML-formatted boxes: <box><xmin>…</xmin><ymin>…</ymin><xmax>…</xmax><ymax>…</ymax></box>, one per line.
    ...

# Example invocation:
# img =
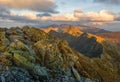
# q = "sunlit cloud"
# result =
<box><xmin>0</xmin><ymin>0</ymin><xmax>57</xmax><ymax>13</ymax></box>
<box><xmin>74</xmin><ymin>9</ymin><xmax>115</xmax><ymax>22</ymax></box>
<box><xmin>40</xmin><ymin>14</ymin><xmax>78</xmax><ymax>21</ymax></box>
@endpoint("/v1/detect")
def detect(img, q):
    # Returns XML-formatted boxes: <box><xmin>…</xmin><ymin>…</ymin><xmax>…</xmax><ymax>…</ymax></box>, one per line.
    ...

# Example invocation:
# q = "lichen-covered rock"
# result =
<box><xmin>71</xmin><ymin>66</ymin><xmax>81</xmax><ymax>81</ymax></box>
<box><xmin>33</xmin><ymin>40</ymin><xmax>63</xmax><ymax>68</ymax></box>
<box><xmin>33</xmin><ymin>39</ymin><xmax>78</xmax><ymax>71</ymax></box>
<box><xmin>22</xmin><ymin>27</ymin><xmax>56</xmax><ymax>42</ymax></box>
<box><xmin>0</xmin><ymin>32</ymin><xmax>9</xmax><ymax>52</ymax></box>
<box><xmin>0</xmin><ymin>67</ymin><xmax>35</xmax><ymax>82</ymax></box>
<box><xmin>13</xmin><ymin>53</ymin><xmax>34</xmax><ymax>69</ymax></box>
<box><xmin>33</xmin><ymin>65</ymin><xmax>48</xmax><ymax>76</ymax></box>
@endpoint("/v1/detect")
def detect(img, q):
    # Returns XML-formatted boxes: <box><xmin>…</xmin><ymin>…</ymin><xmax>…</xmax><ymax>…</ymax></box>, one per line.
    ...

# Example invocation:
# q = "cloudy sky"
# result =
<box><xmin>0</xmin><ymin>0</ymin><xmax>120</xmax><ymax>31</ymax></box>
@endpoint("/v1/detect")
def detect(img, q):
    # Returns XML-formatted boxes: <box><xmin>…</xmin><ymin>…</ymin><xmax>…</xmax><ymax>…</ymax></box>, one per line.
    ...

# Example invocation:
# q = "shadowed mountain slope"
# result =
<box><xmin>48</xmin><ymin>30</ymin><xmax>104</xmax><ymax>57</ymax></box>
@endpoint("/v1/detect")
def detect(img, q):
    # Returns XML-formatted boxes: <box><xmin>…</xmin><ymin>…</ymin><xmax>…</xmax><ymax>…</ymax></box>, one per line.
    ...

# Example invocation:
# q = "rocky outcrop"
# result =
<box><xmin>0</xmin><ymin>27</ymin><xmax>120</xmax><ymax>82</ymax></box>
<box><xmin>0</xmin><ymin>27</ymin><xmax>96</xmax><ymax>82</ymax></box>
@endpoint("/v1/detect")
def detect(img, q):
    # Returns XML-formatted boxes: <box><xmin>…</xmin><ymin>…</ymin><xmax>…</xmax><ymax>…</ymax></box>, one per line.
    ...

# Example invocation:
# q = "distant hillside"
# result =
<box><xmin>41</xmin><ymin>25</ymin><xmax>107</xmax><ymax>57</ymax></box>
<box><xmin>98</xmin><ymin>32</ymin><xmax>120</xmax><ymax>45</ymax></box>
<box><xmin>41</xmin><ymin>24</ymin><xmax>110</xmax><ymax>34</ymax></box>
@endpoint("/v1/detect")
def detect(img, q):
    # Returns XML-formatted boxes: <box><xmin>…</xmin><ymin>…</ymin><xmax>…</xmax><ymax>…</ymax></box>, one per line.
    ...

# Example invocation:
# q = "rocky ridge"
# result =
<box><xmin>0</xmin><ymin>27</ymin><xmax>120</xmax><ymax>82</ymax></box>
<box><xmin>41</xmin><ymin>24</ymin><xmax>109</xmax><ymax>34</ymax></box>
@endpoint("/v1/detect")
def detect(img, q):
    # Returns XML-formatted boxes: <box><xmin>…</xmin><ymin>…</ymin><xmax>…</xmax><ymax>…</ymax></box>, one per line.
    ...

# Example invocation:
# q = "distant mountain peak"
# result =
<box><xmin>41</xmin><ymin>25</ymin><xmax>105</xmax><ymax>43</ymax></box>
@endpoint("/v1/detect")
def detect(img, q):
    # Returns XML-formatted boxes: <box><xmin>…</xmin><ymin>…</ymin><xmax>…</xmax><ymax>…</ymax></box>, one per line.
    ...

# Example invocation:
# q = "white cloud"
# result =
<box><xmin>74</xmin><ymin>9</ymin><xmax>115</xmax><ymax>22</ymax></box>
<box><xmin>40</xmin><ymin>14</ymin><xmax>78</xmax><ymax>21</ymax></box>
<box><xmin>0</xmin><ymin>5</ymin><xmax>120</xmax><ymax>29</ymax></box>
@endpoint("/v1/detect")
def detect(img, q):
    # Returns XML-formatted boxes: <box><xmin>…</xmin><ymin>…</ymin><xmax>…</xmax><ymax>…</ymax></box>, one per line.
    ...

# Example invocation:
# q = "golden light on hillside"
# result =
<box><xmin>87</xmin><ymin>33</ymin><xmax>105</xmax><ymax>43</ymax></box>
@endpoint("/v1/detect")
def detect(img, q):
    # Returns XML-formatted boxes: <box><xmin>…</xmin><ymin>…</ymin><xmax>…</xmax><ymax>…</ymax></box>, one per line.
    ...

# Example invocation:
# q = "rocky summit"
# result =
<box><xmin>0</xmin><ymin>26</ymin><xmax>120</xmax><ymax>82</ymax></box>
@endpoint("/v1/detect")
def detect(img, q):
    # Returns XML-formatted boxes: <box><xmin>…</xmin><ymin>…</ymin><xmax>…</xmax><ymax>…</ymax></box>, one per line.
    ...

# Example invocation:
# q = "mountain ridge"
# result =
<box><xmin>40</xmin><ymin>24</ymin><xmax>110</xmax><ymax>34</ymax></box>
<box><xmin>0</xmin><ymin>27</ymin><xmax>120</xmax><ymax>82</ymax></box>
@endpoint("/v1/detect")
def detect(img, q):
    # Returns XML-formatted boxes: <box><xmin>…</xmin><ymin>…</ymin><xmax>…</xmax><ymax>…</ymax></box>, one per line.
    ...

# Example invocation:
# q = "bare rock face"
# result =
<box><xmin>0</xmin><ymin>27</ymin><xmax>120</xmax><ymax>82</ymax></box>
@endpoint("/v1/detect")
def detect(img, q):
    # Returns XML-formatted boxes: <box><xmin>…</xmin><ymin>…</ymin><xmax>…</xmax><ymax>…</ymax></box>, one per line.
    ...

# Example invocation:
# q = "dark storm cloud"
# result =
<box><xmin>37</xmin><ymin>13</ymin><xmax>51</xmax><ymax>17</ymax></box>
<box><xmin>94</xmin><ymin>0</ymin><xmax>120</xmax><ymax>5</ymax></box>
<box><xmin>1</xmin><ymin>14</ymin><xmax>40</xmax><ymax>23</ymax></box>
<box><xmin>0</xmin><ymin>6</ymin><xmax>40</xmax><ymax>24</ymax></box>
<box><xmin>0</xmin><ymin>6</ymin><xmax>10</xmax><ymax>16</ymax></box>
<box><xmin>115</xmin><ymin>13</ymin><xmax>120</xmax><ymax>21</ymax></box>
